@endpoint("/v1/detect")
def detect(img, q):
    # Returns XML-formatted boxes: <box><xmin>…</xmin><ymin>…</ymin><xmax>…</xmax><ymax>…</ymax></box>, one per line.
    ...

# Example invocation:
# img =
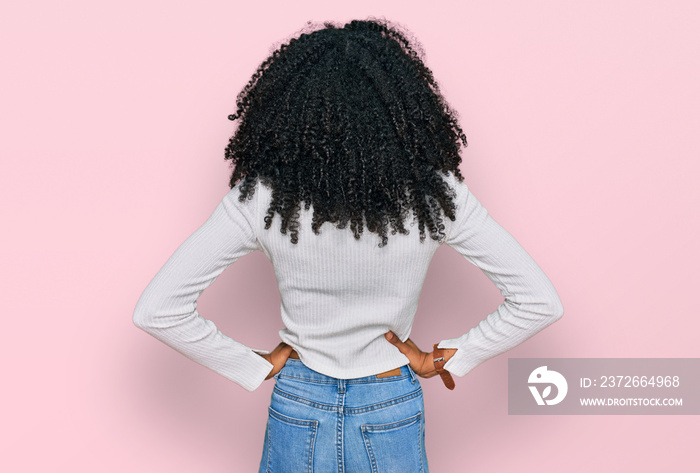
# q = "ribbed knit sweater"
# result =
<box><xmin>133</xmin><ymin>171</ymin><xmax>564</xmax><ymax>392</ymax></box>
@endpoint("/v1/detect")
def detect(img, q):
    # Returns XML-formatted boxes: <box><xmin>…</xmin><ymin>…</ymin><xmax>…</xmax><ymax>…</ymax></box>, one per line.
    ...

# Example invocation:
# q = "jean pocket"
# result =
<box><xmin>265</xmin><ymin>406</ymin><xmax>318</xmax><ymax>473</ymax></box>
<box><xmin>361</xmin><ymin>411</ymin><xmax>425</xmax><ymax>473</ymax></box>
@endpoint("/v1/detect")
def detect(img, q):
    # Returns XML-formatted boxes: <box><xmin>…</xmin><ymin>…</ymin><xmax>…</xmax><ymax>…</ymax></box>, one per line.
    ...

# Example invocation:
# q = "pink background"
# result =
<box><xmin>2</xmin><ymin>1</ymin><xmax>698</xmax><ymax>472</ymax></box>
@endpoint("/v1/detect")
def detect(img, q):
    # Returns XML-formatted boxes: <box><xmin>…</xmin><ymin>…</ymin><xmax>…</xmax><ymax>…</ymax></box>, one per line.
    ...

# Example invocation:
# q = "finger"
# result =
<box><xmin>279</xmin><ymin>344</ymin><xmax>293</xmax><ymax>358</ymax></box>
<box><xmin>271</xmin><ymin>343</ymin><xmax>293</xmax><ymax>365</ymax></box>
<box><xmin>272</xmin><ymin>342</ymin><xmax>289</xmax><ymax>353</ymax></box>
<box><xmin>403</xmin><ymin>338</ymin><xmax>422</xmax><ymax>353</ymax></box>
<box><xmin>384</xmin><ymin>331</ymin><xmax>413</xmax><ymax>356</ymax></box>
<box><xmin>274</xmin><ymin>342</ymin><xmax>291</xmax><ymax>353</ymax></box>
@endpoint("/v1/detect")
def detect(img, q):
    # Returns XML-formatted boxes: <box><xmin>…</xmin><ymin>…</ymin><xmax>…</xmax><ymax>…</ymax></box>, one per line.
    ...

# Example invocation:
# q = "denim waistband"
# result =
<box><xmin>277</xmin><ymin>358</ymin><xmax>417</xmax><ymax>385</ymax></box>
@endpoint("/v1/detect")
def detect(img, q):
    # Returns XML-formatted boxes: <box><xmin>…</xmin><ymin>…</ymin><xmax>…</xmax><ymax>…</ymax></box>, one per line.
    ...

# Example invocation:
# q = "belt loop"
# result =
<box><xmin>407</xmin><ymin>364</ymin><xmax>417</xmax><ymax>384</ymax></box>
<box><xmin>337</xmin><ymin>378</ymin><xmax>346</xmax><ymax>394</ymax></box>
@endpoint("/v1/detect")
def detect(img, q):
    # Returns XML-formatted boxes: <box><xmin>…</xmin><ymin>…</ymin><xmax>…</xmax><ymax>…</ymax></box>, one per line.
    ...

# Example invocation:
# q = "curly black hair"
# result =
<box><xmin>224</xmin><ymin>17</ymin><xmax>468</xmax><ymax>247</ymax></box>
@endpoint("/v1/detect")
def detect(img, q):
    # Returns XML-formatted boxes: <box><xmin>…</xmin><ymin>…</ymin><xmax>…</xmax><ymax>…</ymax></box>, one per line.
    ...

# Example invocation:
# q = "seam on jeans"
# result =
<box><xmin>276</xmin><ymin>373</ymin><xmax>338</xmax><ymax>385</ymax></box>
<box><xmin>362</xmin><ymin>432</ymin><xmax>378</xmax><ymax>473</ymax></box>
<box><xmin>265</xmin><ymin>415</ymin><xmax>272</xmax><ymax>473</ymax></box>
<box><xmin>420</xmin><ymin>411</ymin><xmax>426</xmax><ymax>473</ymax></box>
<box><xmin>360</xmin><ymin>411</ymin><xmax>422</xmax><ymax>432</ymax></box>
<box><xmin>279</xmin><ymin>360</ymin><xmax>414</xmax><ymax>385</ymax></box>
<box><xmin>276</xmin><ymin>372</ymin><xmax>413</xmax><ymax>385</ymax></box>
<box><xmin>267</xmin><ymin>405</ymin><xmax>319</xmax><ymax>427</ymax></box>
<box><xmin>348</xmin><ymin>374</ymin><xmax>412</xmax><ymax>384</ymax></box>
<box><xmin>309</xmin><ymin>420</ymin><xmax>317</xmax><ymax>473</ymax></box>
<box><xmin>273</xmin><ymin>385</ymin><xmax>339</xmax><ymax>412</ymax></box>
<box><xmin>345</xmin><ymin>388</ymin><xmax>423</xmax><ymax>415</ymax></box>
<box><xmin>337</xmin><ymin>387</ymin><xmax>345</xmax><ymax>473</ymax></box>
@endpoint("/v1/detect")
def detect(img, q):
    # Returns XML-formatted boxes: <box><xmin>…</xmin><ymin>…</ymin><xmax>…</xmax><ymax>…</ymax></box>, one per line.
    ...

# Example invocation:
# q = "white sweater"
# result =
<box><xmin>133</xmin><ymin>171</ymin><xmax>564</xmax><ymax>392</ymax></box>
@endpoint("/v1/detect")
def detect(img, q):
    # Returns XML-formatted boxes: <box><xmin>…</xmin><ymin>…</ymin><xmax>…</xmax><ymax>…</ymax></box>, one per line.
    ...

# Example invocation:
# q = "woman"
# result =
<box><xmin>133</xmin><ymin>18</ymin><xmax>564</xmax><ymax>472</ymax></box>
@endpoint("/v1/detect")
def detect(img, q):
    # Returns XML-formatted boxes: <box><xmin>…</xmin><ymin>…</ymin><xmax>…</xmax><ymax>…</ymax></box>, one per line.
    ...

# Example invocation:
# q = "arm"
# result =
<box><xmin>438</xmin><ymin>174</ymin><xmax>564</xmax><ymax>377</ymax></box>
<box><xmin>132</xmin><ymin>184</ymin><xmax>274</xmax><ymax>392</ymax></box>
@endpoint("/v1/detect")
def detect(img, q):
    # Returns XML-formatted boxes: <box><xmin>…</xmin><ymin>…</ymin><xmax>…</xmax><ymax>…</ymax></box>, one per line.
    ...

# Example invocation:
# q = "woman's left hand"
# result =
<box><xmin>259</xmin><ymin>342</ymin><xmax>294</xmax><ymax>380</ymax></box>
<box><xmin>384</xmin><ymin>331</ymin><xmax>457</xmax><ymax>379</ymax></box>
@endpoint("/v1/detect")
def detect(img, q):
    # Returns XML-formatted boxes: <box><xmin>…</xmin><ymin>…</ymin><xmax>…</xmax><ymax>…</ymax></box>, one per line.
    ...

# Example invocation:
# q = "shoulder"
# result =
<box><xmin>439</xmin><ymin>170</ymin><xmax>470</xmax><ymax>203</ymax></box>
<box><xmin>220</xmin><ymin>179</ymin><xmax>259</xmax><ymax>220</ymax></box>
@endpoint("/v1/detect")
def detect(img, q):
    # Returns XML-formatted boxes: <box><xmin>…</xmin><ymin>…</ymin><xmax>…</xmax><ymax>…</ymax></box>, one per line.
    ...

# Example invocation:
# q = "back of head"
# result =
<box><xmin>225</xmin><ymin>17</ymin><xmax>468</xmax><ymax>247</ymax></box>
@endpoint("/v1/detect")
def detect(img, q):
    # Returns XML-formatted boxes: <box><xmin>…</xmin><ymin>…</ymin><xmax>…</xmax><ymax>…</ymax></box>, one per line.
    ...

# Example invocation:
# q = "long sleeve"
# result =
<box><xmin>437</xmin><ymin>175</ymin><xmax>564</xmax><ymax>377</ymax></box>
<box><xmin>132</xmin><ymin>184</ymin><xmax>274</xmax><ymax>392</ymax></box>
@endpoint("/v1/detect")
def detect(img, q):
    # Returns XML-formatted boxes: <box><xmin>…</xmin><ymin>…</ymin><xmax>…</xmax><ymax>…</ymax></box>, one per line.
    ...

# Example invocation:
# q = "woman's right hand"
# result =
<box><xmin>385</xmin><ymin>331</ymin><xmax>457</xmax><ymax>378</ymax></box>
<box><xmin>259</xmin><ymin>342</ymin><xmax>294</xmax><ymax>380</ymax></box>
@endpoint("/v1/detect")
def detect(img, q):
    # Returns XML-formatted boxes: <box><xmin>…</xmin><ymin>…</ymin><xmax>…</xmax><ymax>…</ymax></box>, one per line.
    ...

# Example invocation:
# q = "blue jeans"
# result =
<box><xmin>258</xmin><ymin>358</ymin><xmax>429</xmax><ymax>473</ymax></box>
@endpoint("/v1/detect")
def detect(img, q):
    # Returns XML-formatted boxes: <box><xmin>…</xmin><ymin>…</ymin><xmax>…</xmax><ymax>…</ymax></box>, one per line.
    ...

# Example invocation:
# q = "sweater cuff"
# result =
<box><xmin>239</xmin><ymin>349</ymin><xmax>274</xmax><ymax>392</ymax></box>
<box><xmin>437</xmin><ymin>336</ymin><xmax>482</xmax><ymax>377</ymax></box>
